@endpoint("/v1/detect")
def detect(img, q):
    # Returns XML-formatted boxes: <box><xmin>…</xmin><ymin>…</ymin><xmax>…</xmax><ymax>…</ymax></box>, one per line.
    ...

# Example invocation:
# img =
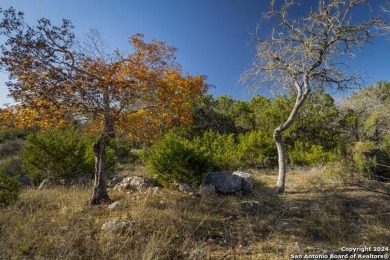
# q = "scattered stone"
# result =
<box><xmin>232</xmin><ymin>171</ymin><xmax>254</xmax><ymax>193</ymax></box>
<box><xmin>204</xmin><ymin>172</ymin><xmax>242</xmax><ymax>194</ymax></box>
<box><xmin>152</xmin><ymin>186</ymin><xmax>161</xmax><ymax>193</ymax></box>
<box><xmin>107</xmin><ymin>176</ymin><xmax>124</xmax><ymax>188</ymax></box>
<box><xmin>108</xmin><ymin>201</ymin><xmax>122</xmax><ymax>211</ymax></box>
<box><xmin>113</xmin><ymin>182</ymin><xmax>131</xmax><ymax>192</ymax></box>
<box><xmin>101</xmin><ymin>219</ymin><xmax>137</xmax><ymax>234</ymax></box>
<box><xmin>113</xmin><ymin>176</ymin><xmax>156</xmax><ymax>191</ymax></box>
<box><xmin>198</xmin><ymin>183</ymin><xmax>216</xmax><ymax>195</ymax></box>
<box><xmin>147</xmin><ymin>186</ymin><xmax>161</xmax><ymax>195</ymax></box>
<box><xmin>129</xmin><ymin>176</ymin><xmax>155</xmax><ymax>190</ymax></box>
<box><xmin>113</xmin><ymin>176</ymin><xmax>155</xmax><ymax>191</ymax></box>
<box><xmin>176</xmin><ymin>182</ymin><xmax>193</xmax><ymax>193</ymax></box>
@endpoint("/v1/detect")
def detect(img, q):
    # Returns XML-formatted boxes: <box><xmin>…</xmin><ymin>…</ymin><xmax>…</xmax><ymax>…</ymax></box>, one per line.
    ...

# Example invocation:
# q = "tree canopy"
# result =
<box><xmin>242</xmin><ymin>0</ymin><xmax>386</xmax><ymax>192</ymax></box>
<box><xmin>0</xmin><ymin>7</ymin><xmax>208</xmax><ymax>204</ymax></box>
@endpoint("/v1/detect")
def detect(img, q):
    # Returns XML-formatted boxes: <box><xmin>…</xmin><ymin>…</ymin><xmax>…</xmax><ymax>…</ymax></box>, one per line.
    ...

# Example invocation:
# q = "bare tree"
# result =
<box><xmin>242</xmin><ymin>0</ymin><xmax>385</xmax><ymax>192</ymax></box>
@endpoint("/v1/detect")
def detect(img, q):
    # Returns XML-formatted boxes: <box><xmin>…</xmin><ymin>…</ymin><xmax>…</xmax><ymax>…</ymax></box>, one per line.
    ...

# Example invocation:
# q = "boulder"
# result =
<box><xmin>232</xmin><ymin>171</ymin><xmax>254</xmax><ymax>193</ymax></box>
<box><xmin>129</xmin><ymin>176</ymin><xmax>155</xmax><ymax>190</ymax></box>
<box><xmin>113</xmin><ymin>176</ymin><xmax>155</xmax><ymax>191</ymax></box>
<box><xmin>107</xmin><ymin>176</ymin><xmax>124</xmax><ymax>188</ymax></box>
<box><xmin>204</xmin><ymin>172</ymin><xmax>242</xmax><ymax>194</ymax></box>
<box><xmin>108</xmin><ymin>201</ymin><xmax>122</xmax><ymax>211</ymax></box>
<box><xmin>101</xmin><ymin>219</ymin><xmax>132</xmax><ymax>234</ymax></box>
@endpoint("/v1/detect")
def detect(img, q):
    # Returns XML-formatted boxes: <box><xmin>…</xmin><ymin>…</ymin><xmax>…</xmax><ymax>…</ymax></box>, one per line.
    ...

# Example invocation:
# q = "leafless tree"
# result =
<box><xmin>242</xmin><ymin>0</ymin><xmax>386</xmax><ymax>192</ymax></box>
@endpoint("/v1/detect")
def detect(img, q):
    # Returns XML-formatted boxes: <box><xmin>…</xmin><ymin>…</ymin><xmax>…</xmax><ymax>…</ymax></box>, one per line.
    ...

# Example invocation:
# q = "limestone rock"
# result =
<box><xmin>204</xmin><ymin>172</ymin><xmax>242</xmax><ymax>194</ymax></box>
<box><xmin>176</xmin><ymin>182</ymin><xmax>193</xmax><ymax>193</ymax></box>
<box><xmin>107</xmin><ymin>176</ymin><xmax>124</xmax><ymax>188</ymax></box>
<box><xmin>129</xmin><ymin>176</ymin><xmax>155</xmax><ymax>190</ymax></box>
<box><xmin>101</xmin><ymin>219</ymin><xmax>137</xmax><ymax>234</ymax></box>
<box><xmin>113</xmin><ymin>176</ymin><xmax>155</xmax><ymax>191</ymax></box>
<box><xmin>232</xmin><ymin>171</ymin><xmax>254</xmax><ymax>193</ymax></box>
<box><xmin>108</xmin><ymin>201</ymin><xmax>122</xmax><ymax>211</ymax></box>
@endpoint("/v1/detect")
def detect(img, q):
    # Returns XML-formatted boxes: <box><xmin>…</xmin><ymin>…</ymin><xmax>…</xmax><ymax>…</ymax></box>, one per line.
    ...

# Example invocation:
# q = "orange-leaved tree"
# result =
<box><xmin>0</xmin><ymin>8</ymin><xmax>208</xmax><ymax>204</ymax></box>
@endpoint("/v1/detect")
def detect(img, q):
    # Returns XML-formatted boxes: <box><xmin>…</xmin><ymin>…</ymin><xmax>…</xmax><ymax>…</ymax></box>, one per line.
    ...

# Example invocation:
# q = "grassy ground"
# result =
<box><xmin>0</xmin><ymin>165</ymin><xmax>389</xmax><ymax>259</ymax></box>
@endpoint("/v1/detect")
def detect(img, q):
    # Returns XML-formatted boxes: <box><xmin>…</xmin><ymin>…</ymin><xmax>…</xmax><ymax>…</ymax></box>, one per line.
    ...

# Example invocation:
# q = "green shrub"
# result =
<box><xmin>382</xmin><ymin>133</ymin><xmax>390</xmax><ymax>157</ymax></box>
<box><xmin>237</xmin><ymin>131</ymin><xmax>277</xmax><ymax>168</ymax></box>
<box><xmin>288</xmin><ymin>140</ymin><xmax>336</xmax><ymax>166</ymax></box>
<box><xmin>21</xmin><ymin>128</ymin><xmax>87</xmax><ymax>182</ymax></box>
<box><xmin>0</xmin><ymin>168</ymin><xmax>21</xmax><ymax>206</ymax></box>
<box><xmin>146</xmin><ymin>133</ymin><xmax>211</xmax><ymax>187</ymax></box>
<box><xmin>0</xmin><ymin>139</ymin><xmax>22</xmax><ymax>158</ymax></box>
<box><xmin>192</xmin><ymin>131</ymin><xmax>238</xmax><ymax>171</ymax></box>
<box><xmin>191</xmin><ymin>130</ymin><xmax>277</xmax><ymax>171</ymax></box>
<box><xmin>21</xmin><ymin>128</ymin><xmax>115</xmax><ymax>182</ymax></box>
<box><xmin>351</xmin><ymin>141</ymin><xmax>390</xmax><ymax>180</ymax></box>
<box><xmin>0</xmin><ymin>157</ymin><xmax>24</xmax><ymax>177</ymax></box>
<box><xmin>109</xmin><ymin>137</ymin><xmax>137</xmax><ymax>164</ymax></box>
<box><xmin>352</xmin><ymin>141</ymin><xmax>377</xmax><ymax>177</ymax></box>
<box><xmin>0</xmin><ymin>128</ymin><xmax>28</xmax><ymax>143</ymax></box>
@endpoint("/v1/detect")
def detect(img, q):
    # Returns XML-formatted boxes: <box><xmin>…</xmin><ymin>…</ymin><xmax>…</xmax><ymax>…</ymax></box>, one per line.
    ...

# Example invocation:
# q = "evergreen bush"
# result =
<box><xmin>288</xmin><ymin>140</ymin><xmax>336</xmax><ymax>166</ymax></box>
<box><xmin>21</xmin><ymin>128</ymin><xmax>115</xmax><ymax>182</ymax></box>
<box><xmin>146</xmin><ymin>133</ymin><xmax>211</xmax><ymax>187</ymax></box>
<box><xmin>0</xmin><ymin>168</ymin><xmax>21</xmax><ymax>206</ymax></box>
<box><xmin>192</xmin><ymin>130</ymin><xmax>277</xmax><ymax>170</ymax></box>
<box><xmin>237</xmin><ymin>131</ymin><xmax>277</xmax><ymax>168</ymax></box>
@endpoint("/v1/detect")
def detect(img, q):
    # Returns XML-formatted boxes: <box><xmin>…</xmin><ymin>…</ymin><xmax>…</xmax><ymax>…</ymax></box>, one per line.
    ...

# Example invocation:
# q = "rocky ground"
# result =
<box><xmin>0</xmin><ymin>166</ymin><xmax>389</xmax><ymax>259</ymax></box>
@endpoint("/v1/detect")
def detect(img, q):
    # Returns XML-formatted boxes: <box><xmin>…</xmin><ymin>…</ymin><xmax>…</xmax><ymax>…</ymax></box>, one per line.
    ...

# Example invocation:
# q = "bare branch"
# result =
<box><xmin>242</xmin><ymin>0</ymin><xmax>385</xmax><ymax>93</ymax></box>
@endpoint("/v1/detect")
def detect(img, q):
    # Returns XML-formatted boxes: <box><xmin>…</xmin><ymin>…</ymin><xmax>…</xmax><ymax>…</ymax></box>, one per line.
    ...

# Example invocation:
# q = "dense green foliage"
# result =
<box><xmin>184</xmin><ymin>89</ymin><xmax>342</xmax><ymax>167</ymax></box>
<box><xmin>21</xmin><ymin>128</ymin><xmax>115</xmax><ymax>182</ymax></box>
<box><xmin>341</xmin><ymin>81</ymin><xmax>390</xmax><ymax>180</ymax></box>
<box><xmin>146</xmin><ymin>133</ymin><xmax>211</xmax><ymax>187</ymax></box>
<box><xmin>191</xmin><ymin>130</ymin><xmax>276</xmax><ymax>170</ymax></box>
<box><xmin>0</xmin><ymin>168</ymin><xmax>21</xmax><ymax>206</ymax></box>
<box><xmin>1</xmin><ymin>81</ymin><xmax>389</xmax><ymax>187</ymax></box>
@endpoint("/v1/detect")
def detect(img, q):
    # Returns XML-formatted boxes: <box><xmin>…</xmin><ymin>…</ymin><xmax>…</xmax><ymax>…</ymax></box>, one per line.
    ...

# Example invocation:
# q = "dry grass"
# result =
<box><xmin>0</xmin><ymin>165</ymin><xmax>389</xmax><ymax>259</ymax></box>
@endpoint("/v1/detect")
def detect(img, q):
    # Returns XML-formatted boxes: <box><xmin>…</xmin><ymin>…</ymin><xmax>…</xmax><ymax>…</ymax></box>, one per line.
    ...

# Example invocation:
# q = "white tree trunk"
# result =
<box><xmin>274</xmin><ymin>129</ymin><xmax>287</xmax><ymax>192</ymax></box>
<box><xmin>273</xmin><ymin>83</ymin><xmax>310</xmax><ymax>193</ymax></box>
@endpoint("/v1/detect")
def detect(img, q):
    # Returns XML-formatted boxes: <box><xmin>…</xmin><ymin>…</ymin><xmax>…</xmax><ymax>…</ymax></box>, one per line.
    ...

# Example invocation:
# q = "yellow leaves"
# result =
<box><xmin>3</xmin><ymin>30</ymin><xmax>208</xmax><ymax>143</ymax></box>
<box><xmin>0</xmin><ymin>99</ymin><xmax>72</xmax><ymax>130</ymax></box>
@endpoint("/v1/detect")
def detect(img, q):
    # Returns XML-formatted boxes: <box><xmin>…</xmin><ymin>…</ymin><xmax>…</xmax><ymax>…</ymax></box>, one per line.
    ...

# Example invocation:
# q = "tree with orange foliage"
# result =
<box><xmin>0</xmin><ymin>8</ymin><xmax>208</xmax><ymax>204</ymax></box>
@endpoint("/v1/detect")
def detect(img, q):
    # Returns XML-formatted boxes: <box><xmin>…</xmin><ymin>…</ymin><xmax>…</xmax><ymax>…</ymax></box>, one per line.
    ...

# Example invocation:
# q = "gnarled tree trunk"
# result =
<box><xmin>274</xmin><ymin>82</ymin><xmax>310</xmax><ymax>193</ymax></box>
<box><xmin>90</xmin><ymin>114</ymin><xmax>115</xmax><ymax>205</ymax></box>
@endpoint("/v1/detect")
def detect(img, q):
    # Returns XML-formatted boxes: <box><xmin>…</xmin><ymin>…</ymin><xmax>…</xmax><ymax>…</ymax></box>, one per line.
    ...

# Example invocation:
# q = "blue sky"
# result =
<box><xmin>0</xmin><ymin>0</ymin><xmax>389</xmax><ymax>106</ymax></box>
